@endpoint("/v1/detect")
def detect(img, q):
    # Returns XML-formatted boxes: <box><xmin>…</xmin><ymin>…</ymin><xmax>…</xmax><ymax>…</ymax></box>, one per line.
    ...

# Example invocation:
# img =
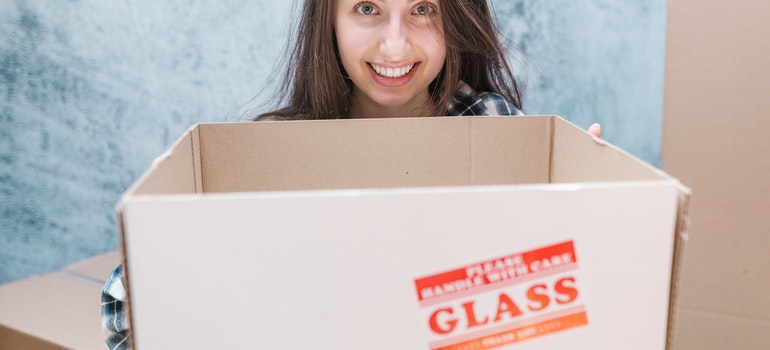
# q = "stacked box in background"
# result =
<box><xmin>662</xmin><ymin>0</ymin><xmax>770</xmax><ymax>348</ymax></box>
<box><xmin>0</xmin><ymin>251</ymin><xmax>121</xmax><ymax>349</ymax></box>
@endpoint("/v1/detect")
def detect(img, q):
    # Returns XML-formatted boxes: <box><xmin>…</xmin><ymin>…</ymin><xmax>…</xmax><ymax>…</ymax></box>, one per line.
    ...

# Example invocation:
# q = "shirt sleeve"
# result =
<box><xmin>101</xmin><ymin>264</ymin><xmax>131</xmax><ymax>350</ymax></box>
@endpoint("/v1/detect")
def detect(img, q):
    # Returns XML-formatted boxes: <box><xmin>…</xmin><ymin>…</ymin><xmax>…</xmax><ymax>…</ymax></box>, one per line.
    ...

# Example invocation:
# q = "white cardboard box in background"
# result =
<box><xmin>118</xmin><ymin>116</ymin><xmax>689</xmax><ymax>349</ymax></box>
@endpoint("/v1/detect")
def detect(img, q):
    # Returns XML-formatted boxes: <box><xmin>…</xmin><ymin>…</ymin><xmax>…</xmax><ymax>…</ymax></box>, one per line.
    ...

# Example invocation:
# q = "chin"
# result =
<box><xmin>373</xmin><ymin>91</ymin><xmax>425</xmax><ymax>108</ymax></box>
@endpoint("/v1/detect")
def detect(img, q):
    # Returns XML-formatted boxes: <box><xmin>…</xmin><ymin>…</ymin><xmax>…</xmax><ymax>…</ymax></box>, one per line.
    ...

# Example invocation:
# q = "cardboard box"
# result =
<box><xmin>662</xmin><ymin>0</ymin><xmax>770</xmax><ymax>348</ymax></box>
<box><xmin>0</xmin><ymin>251</ymin><xmax>121</xmax><ymax>350</ymax></box>
<box><xmin>118</xmin><ymin>116</ymin><xmax>689</xmax><ymax>349</ymax></box>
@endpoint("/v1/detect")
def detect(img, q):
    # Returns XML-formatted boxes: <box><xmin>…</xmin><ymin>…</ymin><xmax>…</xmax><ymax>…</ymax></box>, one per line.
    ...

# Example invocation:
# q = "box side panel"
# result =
<box><xmin>550</xmin><ymin>117</ymin><xmax>667</xmax><ymax>183</ymax></box>
<box><xmin>197</xmin><ymin>118</ymin><xmax>472</xmax><ymax>192</ymax></box>
<box><xmin>0</xmin><ymin>272</ymin><xmax>107</xmax><ymax>350</ymax></box>
<box><xmin>123</xmin><ymin>184</ymin><xmax>679</xmax><ymax>349</ymax></box>
<box><xmin>129</xmin><ymin>126</ymin><xmax>201</xmax><ymax>196</ymax></box>
<box><xmin>662</xmin><ymin>0</ymin><xmax>770</xmax><ymax>348</ymax></box>
<box><xmin>470</xmin><ymin>116</ymin><xmax>551</xmax><ymax>185</ymax></box>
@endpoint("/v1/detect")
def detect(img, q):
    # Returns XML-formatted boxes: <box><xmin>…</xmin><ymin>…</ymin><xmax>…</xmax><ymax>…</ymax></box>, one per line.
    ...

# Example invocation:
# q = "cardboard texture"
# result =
<box><xmin>0</xmin><ymin>251</ymin><xmax>122</xmax><ymax>350</ymax></box>
<box><xmin>662</xmin><ymin>0</ymin><xmax>770</xmax><ymax>349</ymax></box>
<box><xmin>119</xmin><ymin>116</ymin><xmax>689</xmax><ymax>350</ymax></box>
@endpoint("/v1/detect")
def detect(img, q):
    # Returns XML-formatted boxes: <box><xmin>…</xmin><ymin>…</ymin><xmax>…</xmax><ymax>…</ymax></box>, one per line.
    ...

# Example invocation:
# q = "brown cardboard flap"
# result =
<box><xmin>197</xmin><ymin>118</ymin><xmax>472</xmax><ymax>192</ymax></box>
<box><xmin>127</xmin><ymin>116</ymin><xmax>683</xmax><ymax>196</ymax></box>
<box><xmin>469</xmin><ymin>116</ymin><xmax>551</xmax><ymax>185</ymax></box>
<box><xmin>550</xmin><ymin>117</ymin><xmax>667</xmax><ymax>183</ymax></box>
<box><xmin>129</xmin><ymin>125</ymin><xmax>201</xmax><ymax>196</ymax></box>
<box><xmin>195</xmin><ymin>116</ymin><xmax>557</xmax><ymax>193</ymax></box>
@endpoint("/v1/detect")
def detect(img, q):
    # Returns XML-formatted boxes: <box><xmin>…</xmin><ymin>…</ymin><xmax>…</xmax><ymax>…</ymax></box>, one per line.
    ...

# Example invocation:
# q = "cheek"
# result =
<box><xmin>336</xmin><ymin>27</ymin><xmax>367</xmax><ymax>70</ymax></box>
<box><xmin>417</xmin><ymin>21</ymin><xmax>446</xmax><ymax>59</ymax></box>
<box><xmin>422</xmin><ymin>31</ymin><xmax>446</xmax><ymax>68</ymax></box>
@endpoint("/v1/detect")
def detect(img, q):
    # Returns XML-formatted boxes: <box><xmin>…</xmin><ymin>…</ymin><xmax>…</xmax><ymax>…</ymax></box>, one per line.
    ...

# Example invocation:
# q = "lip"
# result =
<box><xmin>368</xmin><ymin>62</ymin><xmax>420</xmax><ymax>87</ymax></box>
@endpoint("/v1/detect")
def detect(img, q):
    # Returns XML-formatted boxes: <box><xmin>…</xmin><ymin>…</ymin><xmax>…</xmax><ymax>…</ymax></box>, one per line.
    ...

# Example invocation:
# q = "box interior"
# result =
<box><xmin>129</xmin><ymin>116</ymin><xmax>669</xmax><ymax>197</ymax></box>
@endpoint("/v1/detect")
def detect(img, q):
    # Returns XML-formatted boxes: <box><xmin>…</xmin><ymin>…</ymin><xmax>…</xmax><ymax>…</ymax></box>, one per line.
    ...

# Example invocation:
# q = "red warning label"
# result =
<box><xmin>414</xmin><ymin>241</ymin><xmax>587</xmax><ymax>349</ymax></box>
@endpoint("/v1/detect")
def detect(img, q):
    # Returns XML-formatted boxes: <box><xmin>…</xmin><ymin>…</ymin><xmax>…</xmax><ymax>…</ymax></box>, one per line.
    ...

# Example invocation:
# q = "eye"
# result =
<box><xmin>355</xmin><ymin>2</ymin><xmax>379</xmax><ymax>15</ymax></box>
<box><xmin>413</xmin><ymin>3</ymin><xmax>437</xmax><ymax>16</ymax></box>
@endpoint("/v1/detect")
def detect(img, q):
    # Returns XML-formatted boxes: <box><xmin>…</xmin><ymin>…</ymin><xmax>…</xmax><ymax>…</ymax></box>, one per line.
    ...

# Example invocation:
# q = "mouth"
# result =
<box><xmin>368</xmin><ymin>62</ymin><xmax>416</xmax><ymax>78</ymax></box>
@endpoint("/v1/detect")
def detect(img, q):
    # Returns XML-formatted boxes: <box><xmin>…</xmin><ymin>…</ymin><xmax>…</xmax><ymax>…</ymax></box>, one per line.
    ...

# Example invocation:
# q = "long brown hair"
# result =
<box><xmin>257</xmin><ymin>0</ymin><xmax>522</xmax><ymax>120</ymax></box>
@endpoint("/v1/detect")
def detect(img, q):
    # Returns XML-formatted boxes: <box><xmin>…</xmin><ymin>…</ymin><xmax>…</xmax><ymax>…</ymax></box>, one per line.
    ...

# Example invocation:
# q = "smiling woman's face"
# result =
<box><xmin>335</xmin><ymin>0</ymin><xmax>446</xmax><ymax>118</ymax></box>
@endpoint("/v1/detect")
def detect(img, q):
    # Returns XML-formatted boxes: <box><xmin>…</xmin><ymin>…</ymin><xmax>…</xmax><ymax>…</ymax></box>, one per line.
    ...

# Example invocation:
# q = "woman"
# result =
<box><xmin>102</xmin><ymin>1</ymin><xmax>599</xmax><ymax>348</ymax></box>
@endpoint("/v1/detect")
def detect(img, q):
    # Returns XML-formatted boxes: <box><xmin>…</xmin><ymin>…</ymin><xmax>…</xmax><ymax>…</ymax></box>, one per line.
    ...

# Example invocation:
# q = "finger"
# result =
<box><xmin>588</xmin><ymin>123</ymin><xmax>601</xmax><ymax>139</ymax></box>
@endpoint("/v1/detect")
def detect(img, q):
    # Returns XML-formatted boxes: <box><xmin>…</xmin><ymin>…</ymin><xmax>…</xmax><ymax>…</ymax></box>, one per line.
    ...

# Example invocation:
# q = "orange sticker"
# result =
<box><xmin>432</xmin><ymin>308</ymin><xmax>588</xmax><ymax>350</ymax></box>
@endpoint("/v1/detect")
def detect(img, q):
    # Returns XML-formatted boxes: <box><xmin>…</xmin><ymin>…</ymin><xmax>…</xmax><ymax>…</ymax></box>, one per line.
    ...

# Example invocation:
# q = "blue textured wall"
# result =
<box><xmin>0</xmin><ymin>0</ymin><xmax>667</xmax><ymax>285</ymax></box>
<box><xmin>498</xmin><ymin>1</ymin><xmax>667</xmax><ymax>164</ymax></box>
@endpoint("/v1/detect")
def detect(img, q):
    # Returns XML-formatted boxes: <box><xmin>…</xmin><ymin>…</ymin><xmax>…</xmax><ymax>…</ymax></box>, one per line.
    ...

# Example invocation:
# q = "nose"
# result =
<box><xmin>380</xmin><ymin>14</ymin><xmax>410</xmax><ymax>60</ymax></box>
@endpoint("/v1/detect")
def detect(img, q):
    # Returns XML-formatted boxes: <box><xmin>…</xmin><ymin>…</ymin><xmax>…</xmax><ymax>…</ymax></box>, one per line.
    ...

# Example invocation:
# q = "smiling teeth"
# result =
<box><xmin>370</xmin><ymin>63</ymin><xmax>414</xmax><ymax>78</ymax></box>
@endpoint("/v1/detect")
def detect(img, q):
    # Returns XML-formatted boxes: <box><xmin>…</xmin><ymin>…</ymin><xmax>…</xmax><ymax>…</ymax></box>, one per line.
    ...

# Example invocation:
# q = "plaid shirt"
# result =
<box><xmin>101</xmin><ymin>264</ymin><xmax>131</xmax><ymax>350</ymax></box>
<box><xmin>99</xmin><ymin>80</ymin><xmax>521</xmax><ymax>349</ymax></box>
<box><xmin>448</xmin><ymin>80</ymin><xmax>523</xmax><ymax>117</ymax></box>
